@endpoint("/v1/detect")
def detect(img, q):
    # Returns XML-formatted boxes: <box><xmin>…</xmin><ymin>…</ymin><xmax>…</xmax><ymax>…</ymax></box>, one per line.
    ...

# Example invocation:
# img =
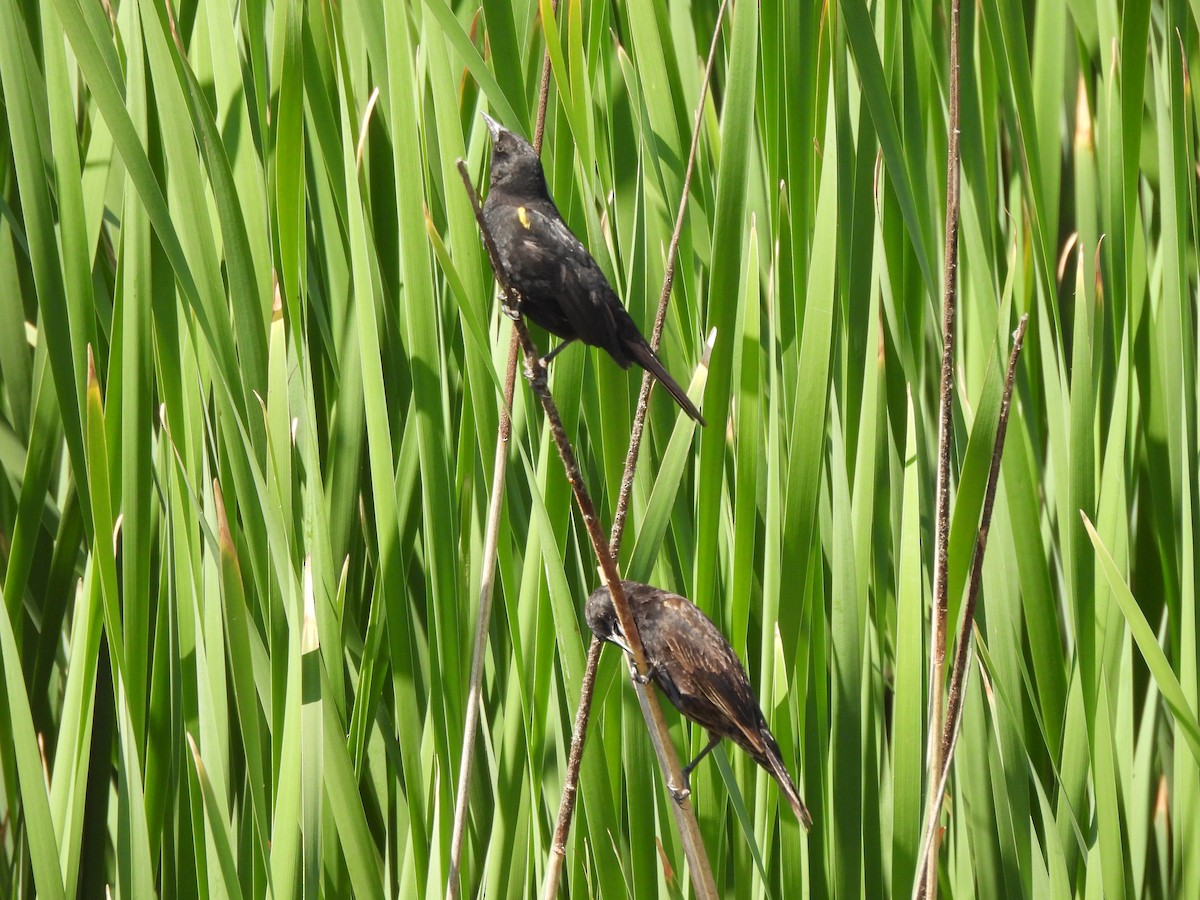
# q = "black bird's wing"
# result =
<box><xmin>488</xmin><ymin>200</ymin><xmax>705</xmax><ymax>423</ymax></box>
<box><xmin>518</xmin><ymin>210</ymin><xmax>706</xmax><ymax>423</ymax></box>
<box><xmin>505</xmin><ymin>205</ymin><xmax>630</xmax><ymax>362</ymax></box>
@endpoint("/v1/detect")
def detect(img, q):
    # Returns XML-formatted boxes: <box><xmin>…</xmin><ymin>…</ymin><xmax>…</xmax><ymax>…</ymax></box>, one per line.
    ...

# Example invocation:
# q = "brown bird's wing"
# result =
<box><xmin>635</xmin><ymin>588</ymin><xmax>811</xmax><ymax>828</ymax></box>
<box><xmin>637</xmin><ymin>592</ymin><xmax>767</xmax><ymax>749</ymax></box>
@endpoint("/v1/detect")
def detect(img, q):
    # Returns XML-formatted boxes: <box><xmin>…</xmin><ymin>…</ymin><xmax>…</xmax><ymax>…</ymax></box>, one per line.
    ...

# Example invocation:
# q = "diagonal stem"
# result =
<box><xmin>513</xmin><ymin>323</ymin><xmax>718</xmax><ymax>899</ymax></box>
<box><xmin>542</xmin><ymin>6</ymin><xmax>730</xmax><ymax>894</ymax></box>
<box><xmin>913</xmin><ymin>314</ymin><xmax>1027</xmax><ymax>900</ymax></box>
<box><xmin>457</xmin><ymin>162</ymin><xmax>717</xmax><ymax>898</ymax></box>
<box><xmin>608</xmin><ymin>0</ymin><xmax>730</xmax><ymax>555</ymax></box>
<box><xmin>937</xmin><ymin>316</ymin><xmax>1028</xmax><ymax>774</ymax></box>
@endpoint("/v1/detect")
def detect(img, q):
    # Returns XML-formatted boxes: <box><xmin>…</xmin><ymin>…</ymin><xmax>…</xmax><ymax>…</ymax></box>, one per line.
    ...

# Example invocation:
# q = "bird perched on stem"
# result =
<box><xmin>586</xmin><ymin>580</ymin><xmax>812</xmax><ymax>829</ymax></box>
<box><xmin>480</xmin><ymin>112</ymin><xmax>705</xmax><ymax>426</ymax></box>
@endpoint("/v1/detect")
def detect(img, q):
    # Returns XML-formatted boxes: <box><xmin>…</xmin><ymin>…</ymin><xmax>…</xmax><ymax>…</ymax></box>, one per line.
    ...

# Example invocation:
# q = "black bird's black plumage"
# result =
<box><xmin>480</xmin><ymin>113</ymin><xmax>705</xmax><ymax>425</ymax></box>
<box><xmin>586</xmin><ymin>580</ymin><xmax>812</xmax><ymax>829</ymax></box>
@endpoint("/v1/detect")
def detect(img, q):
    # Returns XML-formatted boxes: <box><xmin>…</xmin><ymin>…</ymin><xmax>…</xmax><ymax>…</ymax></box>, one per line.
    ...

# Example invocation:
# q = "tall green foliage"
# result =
<box><xmin>0</xmin><ymin>0</ymin><xmax>1196</xmax><ymax>896</ymax></box>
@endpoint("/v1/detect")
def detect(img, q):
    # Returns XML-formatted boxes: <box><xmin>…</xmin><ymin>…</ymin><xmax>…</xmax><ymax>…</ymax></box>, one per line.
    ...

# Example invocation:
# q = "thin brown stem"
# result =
<box><xmin>540</xmin><ymin>634</ymin><xmax>603</xmax><ymax>895</ymax></box>
<box><xmin>446</xmin><ymin>11</ymin><xmax>557</xmax><ymax>894</ymax></box>
<box><xmin>443</xmin><ymin>343</ymin><xmax>516</xmax><ymax>900</ymax></box>
<box><xmin>533</xmin><ymin>35</ymin><xmax>554</xmax><ymax>155</ymax></box>
<box><xmin>938</xmin><ymin>316</ymin><xmax>1027</xmax><ymax>766</ymax></box>
<box><xmin>609</xmin><ymin>0</ymin><xmax>728</xmax><ymax>554</ymax></box>
<box><xmin>513</xmin><ymin>313</ymin><xmax>718</xmax><ymax>900</ymax></box>
<box><xmin>914</xmin><ymin>314</ymin><xmax>1027</xmax><ymax>900</ymax></box>
<box><xmin>923</xmin><ymin>0</ymin><xmax>961</xmax><ymax>896</ymax></box>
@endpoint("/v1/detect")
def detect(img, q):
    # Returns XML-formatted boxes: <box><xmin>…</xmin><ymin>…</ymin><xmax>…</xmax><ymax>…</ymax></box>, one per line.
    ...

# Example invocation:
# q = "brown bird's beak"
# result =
<box><xmin>610</xmin><ymin>629</ymin><xmax>632</xmax><ymax>655</ymax></box>
<box><xmin>481</xmin><ymin>111</ymin><xmax>503</xmax><ymax>141</ymax></box>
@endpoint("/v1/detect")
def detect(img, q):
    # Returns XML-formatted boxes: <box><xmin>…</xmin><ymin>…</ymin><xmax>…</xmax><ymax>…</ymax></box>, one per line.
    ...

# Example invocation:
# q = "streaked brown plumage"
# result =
<box><xmin>480</xmin><ymin>112</ymin><xmax>705</xmax><ymax>425</ymax></box>
<box><xmin>585</xmin><ymin>580</ymin><xmax>812</xmax><ymax>829</ymax></box>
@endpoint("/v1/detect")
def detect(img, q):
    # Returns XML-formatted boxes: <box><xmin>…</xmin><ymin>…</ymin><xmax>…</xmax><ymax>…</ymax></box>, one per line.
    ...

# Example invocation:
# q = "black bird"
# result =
<box><xmin>480</xmin><ymin>113</ymin><xmax>706</xmax><ymax>426</ymax></box>
<box><xmin>586</xmin><ymin>580</ymin><xmax>812</xmax><ymax>829</ymax></box>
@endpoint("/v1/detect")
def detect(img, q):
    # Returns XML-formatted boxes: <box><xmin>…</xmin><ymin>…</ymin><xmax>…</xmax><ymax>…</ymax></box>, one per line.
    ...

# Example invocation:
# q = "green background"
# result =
<box><xmin>0</xmin><ymin>0</ymin><xmax>1196</xmax><ymax>897</ymax></box>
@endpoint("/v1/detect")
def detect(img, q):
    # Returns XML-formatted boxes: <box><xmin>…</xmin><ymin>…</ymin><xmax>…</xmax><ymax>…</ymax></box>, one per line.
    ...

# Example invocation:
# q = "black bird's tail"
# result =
<box><xmin>759</xmin><ymin>732</ymin><xmax>813</xmax><ymax>830</ymax></box>
<box><xmin>625</xmin><ymin>340</ymin><xmax>706</xmax><ymax>426</ymax></box>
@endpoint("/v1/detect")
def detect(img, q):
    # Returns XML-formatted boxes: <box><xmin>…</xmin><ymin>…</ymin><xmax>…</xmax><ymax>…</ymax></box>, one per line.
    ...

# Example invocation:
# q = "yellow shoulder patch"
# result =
<box><xmin>517</xmin><ymin>206</ymin><xmax>531</xmax><ymax>229</ymax></box>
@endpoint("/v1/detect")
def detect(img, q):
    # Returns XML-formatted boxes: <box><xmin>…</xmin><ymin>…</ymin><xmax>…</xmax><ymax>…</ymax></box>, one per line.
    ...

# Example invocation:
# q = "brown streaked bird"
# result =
<box><xmin>479</xmin><ymin>112</ymin><xmax>706</xmax><ymax>426</ymax></box>
<box><xmin>585</xmin><ymin>580</ymin><xmax>812</xmax><ymax>829</ymax></box>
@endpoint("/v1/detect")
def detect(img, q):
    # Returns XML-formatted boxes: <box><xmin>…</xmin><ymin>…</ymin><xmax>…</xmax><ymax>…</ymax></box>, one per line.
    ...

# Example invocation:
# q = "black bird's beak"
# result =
<box><xmin>481</xmin><ymin>111</ymin><xmax>502</xmax><ymax>141</ymax></box>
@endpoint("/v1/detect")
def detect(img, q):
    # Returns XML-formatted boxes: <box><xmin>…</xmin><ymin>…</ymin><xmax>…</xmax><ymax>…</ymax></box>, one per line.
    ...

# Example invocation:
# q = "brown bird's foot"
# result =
<box><xmin>523</xmin><ymin>357</ymin><xmax>548</xmax><ymax>390</ymax></box>
<box><xmin>680</xmin><ymin>734</ymin><xmax>722</xmax><ymax>786</ymax></box>
<box><xmin>669</xmin><ymin>759</ymin><xmax>701</xmax><ymax>805</ymax></box>
<box><xmin>669</xmin><ymin>783</ymin><xmax>692</xmax><ymax>805</ymax></box>
<box><xmin>629</xmin><ymin>659</ymin><xmax>657</xmax><ymax>685</ymax></box>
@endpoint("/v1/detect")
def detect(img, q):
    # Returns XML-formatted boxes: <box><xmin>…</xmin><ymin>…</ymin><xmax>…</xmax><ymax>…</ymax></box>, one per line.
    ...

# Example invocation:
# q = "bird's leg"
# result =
<box><xmin>538</xmin><ymin>338</ymin><xmax>575</xmax><ymax>368</ymax></box>
<box><xmin>669</xmin><ymin>733</ymin><xmax>723</xmax><ymax>804</ymax></box>
<box><xmin>681</xmin><ymin>734</ymin><xmax>722</xmax><ymax>781</ymax></box>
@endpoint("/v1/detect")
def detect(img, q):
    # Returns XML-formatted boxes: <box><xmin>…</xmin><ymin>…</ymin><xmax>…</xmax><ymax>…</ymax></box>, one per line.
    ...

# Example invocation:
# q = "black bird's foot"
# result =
<box><xmin>539</xmin><ymin>339</ymin><xmax>573</xmax><ymax>367</ymax></box>
<box><xmin>500</xmin><ymin>294</ymin><xmax>522</xmax><ymax>320</ymax></box>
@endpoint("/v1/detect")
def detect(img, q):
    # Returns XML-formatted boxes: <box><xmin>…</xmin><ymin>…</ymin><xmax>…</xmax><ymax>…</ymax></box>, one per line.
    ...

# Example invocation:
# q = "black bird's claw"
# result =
<box><xmin>670</xmin><ymin>783</ymin><xmax>691</xmax><ymax>805</ymax></box>
<box><xmin>498</xmin><ymin>288</ymin><xmax>522</xmax><ymax>320</ymax></box>
<box><xmin>523</xmin><ymin>358</ymin><xmax>548</xmax><ymax>389</ymax></box>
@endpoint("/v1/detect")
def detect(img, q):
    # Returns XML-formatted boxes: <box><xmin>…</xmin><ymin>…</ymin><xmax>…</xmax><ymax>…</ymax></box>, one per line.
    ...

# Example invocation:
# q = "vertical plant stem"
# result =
<box><xmin>938</xmin><ymin>315</ymin><xmax>1028</xmax><ymax>763</ymax></box>
<box><xmin>913</xmin><ymin>315</ymin><xmax>1027</xmax><ymax>900</ymax></box>
<box><xmin>445</xmin><ymin>8</ymin><xmax>557</xmax><ymax>895</ymax></box>
<box><xmin>923</xmin><ymin>0</ymin><xmax>961</xmax><ymax>896</ymax></box>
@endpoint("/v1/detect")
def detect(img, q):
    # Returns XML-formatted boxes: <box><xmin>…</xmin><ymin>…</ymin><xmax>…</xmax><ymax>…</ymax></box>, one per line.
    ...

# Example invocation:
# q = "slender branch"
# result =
<box><xmin>511</xmin><ymin>315</ymin><xmax>718</xmax><ymax>900</ymax></box>
<box><xmin>542</xmin><ymin>8</ymin><xmax>728</xmax><ymax>893</ymax></box>
<box><xmin>533</xmin><ymin>31</ymin><xmax>555</xmax><ymax>155</ymax></box>
<box><xmin>911</xmin><ymin>708</ymin><xmax>962</xmax><ymax>900</ymax></box>
<box><xmin>444</xmin><ymin>339</ymin><xmax>518</xmax><ymax>900</ymax></box>
<box><xmin>540</xmin><ymin>635</ymin><xmax>603</xmax><ymax>896</ymax></box>
<box><xmin>913</xmin><ymin>314</ymin><xmax>1027</xmax><ymax>900</ymax></box>
<box><xmin>609</xmin><ymin>0</ymin><xmax>729</xmax><ymax>553</ymax></box>
<box><xmin>923</xmin><ymin>0</ymin><xmax>961</xmax><ymax>896</ymax></box>
<box><xmin>446</xmin><ymin>9</ymin><xmax>557</xmax><ymax>894</ymax></box>
<box><xmin>458</xmin><ymin>164</ymin><xmax>717</xmax><ymax>898</ymax></box>
<box><xmin>937</xmin><ymin>316</ymin><xmax>1027</xmax><ymax>769</ymax></box>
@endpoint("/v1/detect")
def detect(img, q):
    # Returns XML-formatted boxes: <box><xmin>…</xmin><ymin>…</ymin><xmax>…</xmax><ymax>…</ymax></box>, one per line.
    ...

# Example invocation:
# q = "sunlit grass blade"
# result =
<box><xmin>1084</xmin><ymin>514</ymin><xmax>1200</xmax><ymax>766</ymax></box>
<box><xmin>0</xmin><ymin>584</ymin><xmax>66</xmax><ymax>900</ymax></box>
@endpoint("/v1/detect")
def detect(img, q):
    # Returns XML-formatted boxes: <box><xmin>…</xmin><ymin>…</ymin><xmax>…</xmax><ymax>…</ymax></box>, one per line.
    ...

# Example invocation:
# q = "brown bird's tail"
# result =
<box><xmin>625</xmin><ymin>339</ymin><xmax>706</xmax><ymax>426</ymax></box>
<box><xmin>760</xmin><ymin>734</ymin><xmax>813</xmax><ymax>830</ymax></box>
